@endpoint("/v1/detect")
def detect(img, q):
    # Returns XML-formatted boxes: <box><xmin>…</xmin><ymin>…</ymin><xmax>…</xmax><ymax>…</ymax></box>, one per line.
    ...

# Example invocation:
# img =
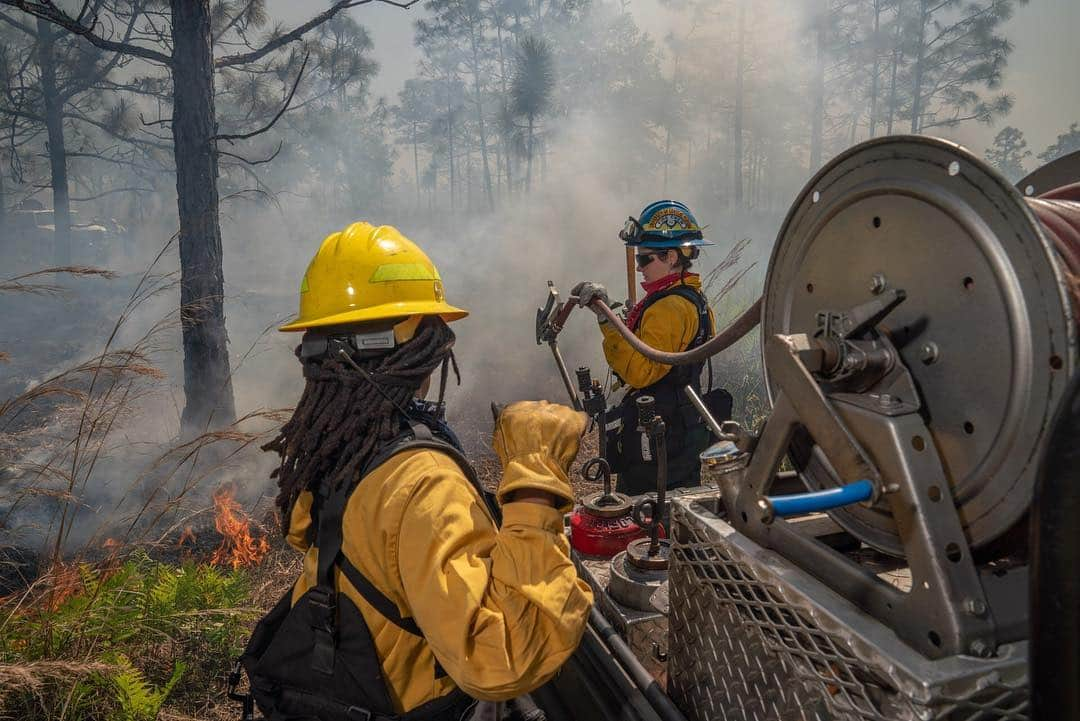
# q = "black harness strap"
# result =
<box><xmin>629</xmin><ymin>283</ymin><xmax>713</xmax><ymax>394</ymax></box>
<box><xmin>337</xmin><ymin>558</ymin><xmax>422</xmax><ymax>637</ymax></box>
<box><xmin>311</xmin><ymin>479</ymin><xmax>352</xmax><ymax>675</ymax></box>
<box><xmin>362</xmin><ymin>423</ymin><xmax>500</xmax><ymax>523</ymax></box>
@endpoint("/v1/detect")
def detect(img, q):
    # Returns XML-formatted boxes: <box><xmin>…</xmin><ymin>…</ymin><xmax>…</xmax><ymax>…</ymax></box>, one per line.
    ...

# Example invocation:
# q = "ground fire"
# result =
<box><xmin>208</xmin><ymin>486</ymin><xmax>269</xmax><ymax>571</ymax></box>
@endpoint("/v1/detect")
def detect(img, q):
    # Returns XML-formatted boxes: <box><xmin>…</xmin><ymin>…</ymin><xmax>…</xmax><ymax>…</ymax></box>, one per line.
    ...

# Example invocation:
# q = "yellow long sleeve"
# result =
<box><xmin>600</xmin><ymin>293</ymin><xmax>701</xmax><ymax>389</ymax></box>
<box><xmin>288</xmin><ymin>448</ymin><xmax>593</xmax><ymax>712</ymax></box>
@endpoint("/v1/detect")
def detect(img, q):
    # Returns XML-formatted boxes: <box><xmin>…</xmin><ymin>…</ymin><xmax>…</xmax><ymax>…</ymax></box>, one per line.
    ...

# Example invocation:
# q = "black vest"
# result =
<box><xmin>231</xmin><ymin>422</ymin><xmax>491</xmax><ymax>721</ymax></box>
<box><xmin>626</xmin><ymin>283</ymin><xmax>712</xmax><ymax>398</ymax></box>
<box><xmin>605</xmin><ymin>284</ymin><xmax>719</xmax><ymax>474</ymax></box>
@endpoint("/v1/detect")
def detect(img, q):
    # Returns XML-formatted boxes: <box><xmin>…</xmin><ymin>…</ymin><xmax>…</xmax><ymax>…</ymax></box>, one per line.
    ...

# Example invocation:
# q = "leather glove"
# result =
<box><xmin>570</xmin><ymin>281</ymin><xmax>610</xmax><ymax>314</ymax></box>
<box><xmin>492</xmin><ymin>400</ymin><xmax>586</xmax><ymax>512</ymax></box>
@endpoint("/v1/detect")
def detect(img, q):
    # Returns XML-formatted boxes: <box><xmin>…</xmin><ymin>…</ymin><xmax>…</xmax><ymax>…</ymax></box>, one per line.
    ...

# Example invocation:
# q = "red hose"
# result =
<box><xmin>1026</xmin><ymin>183</ymin><xmax>1080</xmax><ymax>312</ymax></box>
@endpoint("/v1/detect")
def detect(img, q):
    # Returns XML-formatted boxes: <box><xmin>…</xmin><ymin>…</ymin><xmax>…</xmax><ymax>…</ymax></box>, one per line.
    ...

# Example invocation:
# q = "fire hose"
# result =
<box><xmin>545</xmin><ymin>183</ymin><xmax>1079</xmax><ymax>371</ymax></box>
<box><xmin>543</xmin><ymin>292</ymin><xmax>763</xmax><ymax>367</ymax></box>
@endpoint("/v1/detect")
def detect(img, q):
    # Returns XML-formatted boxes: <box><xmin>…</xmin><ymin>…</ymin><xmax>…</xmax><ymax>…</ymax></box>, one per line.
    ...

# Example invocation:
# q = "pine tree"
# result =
<box><xmin>510</xmin><ymin>34</ymin><xmax>554</xmax><ymax>193</ymax></box>
<box><xmin>906</xmin><ymin>0</ymin><xmax>1023</xmax><ymax>133</ymax></box>
<box><xmin>1038</xmin><ymin>122</ymin><xmax>1080</xmax><ymax>164</ymax></box>
<box><xmin>984</xmin><ymin>126</ymin><xmax>1030</xmax><ymax>181</ymax></box>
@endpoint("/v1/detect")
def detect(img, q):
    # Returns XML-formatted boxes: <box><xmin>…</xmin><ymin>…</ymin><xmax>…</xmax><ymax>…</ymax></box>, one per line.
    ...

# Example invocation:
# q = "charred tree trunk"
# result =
<box><xmin>36</xmin><ymin>18</ymin><xmax>71</xmax><ymax>266</ymax></box>
<box><xmin>171</xmin><ymin>0</ymin><xmax>236</xmax><ymax>432</ymax></box>
<box><xmin>732</xmin><ymin>0</ymin><xmax>746</xmax><ymax>207</ymax></box>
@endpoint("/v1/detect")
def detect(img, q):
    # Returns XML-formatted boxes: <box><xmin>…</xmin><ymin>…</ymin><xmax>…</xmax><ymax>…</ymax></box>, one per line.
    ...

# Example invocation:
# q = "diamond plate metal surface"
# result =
<box><xmin>575</xmin><ymin>554</ymin><xmax>669</xmax><ymax>682</ymax></box>
<box><xmin>668</xmin><ymin>497</ymin><xmax>1030</xmax><ymax>721</ymax></box>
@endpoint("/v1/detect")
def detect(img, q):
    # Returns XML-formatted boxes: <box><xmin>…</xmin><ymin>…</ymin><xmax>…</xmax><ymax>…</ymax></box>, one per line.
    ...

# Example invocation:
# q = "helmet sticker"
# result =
<box><xmin>647</xmin><ymin>207</ymin><xmax>694</xmax><ymax>231</ymax></box>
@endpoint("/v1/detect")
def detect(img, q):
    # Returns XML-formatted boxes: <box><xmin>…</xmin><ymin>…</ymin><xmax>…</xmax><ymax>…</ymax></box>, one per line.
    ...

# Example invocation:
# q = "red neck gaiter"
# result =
<box><xmin>626</xmin><ymin>272</ymin><xmax>697</xmax><ymax>330</ymax></box>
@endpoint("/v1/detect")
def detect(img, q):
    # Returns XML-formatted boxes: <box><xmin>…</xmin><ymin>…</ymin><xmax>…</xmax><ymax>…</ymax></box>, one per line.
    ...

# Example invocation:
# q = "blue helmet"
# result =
<box><xmin>619</xmin><ymin>200</ymin><xmax>712</xmax><ymax>248</ymax></box>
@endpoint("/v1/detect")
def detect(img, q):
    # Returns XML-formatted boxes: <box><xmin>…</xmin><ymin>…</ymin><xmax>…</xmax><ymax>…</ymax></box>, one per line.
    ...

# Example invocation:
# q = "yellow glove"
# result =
<box><xmin>492</xmin><ymin>400</ymin><xmax>586</xmax><ymax>512</ymax></box>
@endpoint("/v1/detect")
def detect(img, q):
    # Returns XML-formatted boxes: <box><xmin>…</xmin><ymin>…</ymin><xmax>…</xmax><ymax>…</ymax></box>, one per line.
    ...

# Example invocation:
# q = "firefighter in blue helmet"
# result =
<box><xmin>573</xmin><ymin>201</ymin><xmax>730</xmax><ymax>495</ymax></box>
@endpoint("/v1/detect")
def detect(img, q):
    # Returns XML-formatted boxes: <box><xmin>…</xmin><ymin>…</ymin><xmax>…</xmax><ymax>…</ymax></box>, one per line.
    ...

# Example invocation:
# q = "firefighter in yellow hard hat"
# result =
<box><xmin>233</xmin><ymin>222</ymin><xmax>593</xmax><ymax>720</ymax></box>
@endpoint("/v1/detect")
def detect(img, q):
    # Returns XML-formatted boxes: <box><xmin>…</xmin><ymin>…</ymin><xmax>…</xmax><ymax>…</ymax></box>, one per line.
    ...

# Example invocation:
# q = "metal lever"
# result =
<box><xmin>578</xmin><ymin>366</ymin><xmax>613</xmax><ymax>498</ymax></box>
<box><xmin>683</xmin><ymin>385</ymin><xmax>726</xmax><ymax>439</ymax></box>
<box><xmin>536</xmin><ymin>282</ymin><xmax>583</xmax><ymax>411</ymax></box>
<box><xmin>635</xmin><ymin>396</ymin><xmax>667</xmax><ymax>558</ymax></box>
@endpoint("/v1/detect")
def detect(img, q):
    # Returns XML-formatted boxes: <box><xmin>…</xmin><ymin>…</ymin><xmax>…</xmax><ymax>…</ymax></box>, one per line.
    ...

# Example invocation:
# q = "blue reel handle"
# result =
<box><xmin>764</xmin><ymin>479</ymin><xmax>875</xmax><ymax>519</ymax></box>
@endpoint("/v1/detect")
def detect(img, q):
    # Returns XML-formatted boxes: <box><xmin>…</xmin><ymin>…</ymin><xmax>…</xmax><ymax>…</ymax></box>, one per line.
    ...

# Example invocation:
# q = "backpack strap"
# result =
<box><xmin>310</xmin><ymin>479</ymin><xmax>351</xmax><ymax>674</ymax></box>
<box><xmin>362</xmin><ymin>421</ymin><xmax>501</xmax><ymax>523</ymax></box>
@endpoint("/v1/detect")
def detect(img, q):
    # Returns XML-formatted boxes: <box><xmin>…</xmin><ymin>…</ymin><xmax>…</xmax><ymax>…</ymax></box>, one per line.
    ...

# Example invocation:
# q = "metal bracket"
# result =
<box><xmin>732</xmin><ymin>330</ymin><xmax>1000</xmax><ymax>659</ymax></box>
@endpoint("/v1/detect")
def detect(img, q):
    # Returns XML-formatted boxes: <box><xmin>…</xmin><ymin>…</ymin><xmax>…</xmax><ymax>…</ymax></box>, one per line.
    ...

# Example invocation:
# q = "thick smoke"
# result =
<box><xmin>2</xmin><ymin>0</ymin><xmax>1072</xmax><ymax>555</ymax></box>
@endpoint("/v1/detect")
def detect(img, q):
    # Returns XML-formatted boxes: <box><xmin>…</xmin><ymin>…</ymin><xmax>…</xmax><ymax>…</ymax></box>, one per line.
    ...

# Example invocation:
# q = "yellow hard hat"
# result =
<box><xmin>279</xmin><ymin>222</ymin><xmax>468</xmax><ymax>333</ymax></box>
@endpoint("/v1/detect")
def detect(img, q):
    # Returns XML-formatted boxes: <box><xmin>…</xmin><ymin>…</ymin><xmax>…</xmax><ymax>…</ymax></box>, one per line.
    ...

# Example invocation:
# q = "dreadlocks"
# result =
<box><xmin>265</xmin><ymin>316</ymin><xmax>456</xmax><ymax>529</ymax></box>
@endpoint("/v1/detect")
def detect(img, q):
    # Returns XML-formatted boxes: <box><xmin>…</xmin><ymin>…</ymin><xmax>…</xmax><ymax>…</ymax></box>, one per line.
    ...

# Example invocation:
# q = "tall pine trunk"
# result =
<box><xmin>171</xmin><ymin>0</ymin><xmax>236</xmax><ymax>432</ymax></box>
<box><xmin>868</xmin><ymin>0</ymin><xmax>882</xmax><ymax>138</ymax></box>
<box><xmin>809</xmin><ymin>0</ymin><xmax>826</xmax><ymax>171</ymax></box>
<box><xmin>663</xmin><ymin>127</ymin><xmax>671</xmax><ymax>193</ymax></box>
<box><xmin>494</xmin><ymin>23</ymin><xmax>513</xmax><ymax>200</ymax></box>
<box><xmin>0</xmin><ymin>152</ymin><xmax>7</xmax><ymax>228</ymax></box>
<box><xmin>468</xmin><ymin>24</ymin><xmax>494</xmax><ymax>211</ymax></box>
<box><xmin>447</xmin><ymin>107</ymin><xmax>456</xmax><ymax>212</ymax></box>
<box><xmin>886</xmin><ymin>4</ymin><xmax>903</xmax><ymax>135</ymax></box>
<box><xmin>732</xmin><ymin>0</ymin><xmax>746</xmax><ymax>207</ymax></box>
<box><xmin>36</xmin><ymin>19</ymin><xmax>71</xmax><ymax>266</ymax></box>
<box><xmin>909</xmin><ymin>0</ymin><xmax>928</xmax><ymax>133</ymax></box>
<box><xmin>412</xmin><ymin>125</ymin><xmax>421</xmax><ymax>211</ymax></box>
<box><xmin>526</xmin><ymin>114</ymin><xmax>535</xmax><ymax>193</ymax></box>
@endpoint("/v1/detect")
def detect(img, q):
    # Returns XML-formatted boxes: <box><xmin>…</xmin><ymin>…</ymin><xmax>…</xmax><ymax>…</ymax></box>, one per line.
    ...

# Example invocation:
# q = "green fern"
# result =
<box><xmin>1</xmin><ymin>554</ymin><xmax>258</xmax><ymax>720</ymax></box>
<box><xmin>107</xmin><ymin>652</ymin><xmax>187</xmax><ymax>721</ymax></box>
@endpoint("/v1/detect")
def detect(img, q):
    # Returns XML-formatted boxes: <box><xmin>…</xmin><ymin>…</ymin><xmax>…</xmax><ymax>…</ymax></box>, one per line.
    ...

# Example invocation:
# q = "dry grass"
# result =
<box><xmin>0</xmin><ymin>249</ymin><xmax>296</xmax><ymax>719</ymax></box>
<box><xmin>0</xmin><ymin>660</ymin><xmax>116</xmax><ymax>704</ymax></box>
<box><xmin>0</xmin><ymin>267</ymin><xmax>119</xmax><ymax>296</ymax></box>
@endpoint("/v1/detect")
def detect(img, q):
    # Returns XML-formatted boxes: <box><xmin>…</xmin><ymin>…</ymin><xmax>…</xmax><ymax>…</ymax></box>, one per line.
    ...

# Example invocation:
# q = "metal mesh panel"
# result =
<box><xmin>668</xmin><ymin>498</ymin><xmax>1030</xmax><ymax>721</ymax></box>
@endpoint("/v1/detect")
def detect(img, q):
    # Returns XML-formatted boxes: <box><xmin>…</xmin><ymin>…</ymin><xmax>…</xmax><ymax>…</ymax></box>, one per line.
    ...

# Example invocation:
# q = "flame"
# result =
<box><xmin>44</xmin><ymin>562</ymin><xmax>83</xmax><ymax>611</ymax></box>
<box><xmin>103</xmin><ymin>537</ymin><xmax>122</xmax><ymax>550</ymax></box>
<box><xmin>178</xmin><ymin>526</ymin><xmax>196</xmax><ymax>547</ymax></box>
<box><xmin>209</xmin><ymin>486</ymin><xmax>269</xmax><ymax>570</ymax></box>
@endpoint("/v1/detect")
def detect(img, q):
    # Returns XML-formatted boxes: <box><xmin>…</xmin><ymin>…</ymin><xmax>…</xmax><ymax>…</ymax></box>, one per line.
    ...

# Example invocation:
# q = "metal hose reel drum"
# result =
<box><xmin>762</xmin><ymin>135</ymin><xmax>1079</xmax><ymax>556</ymax></box>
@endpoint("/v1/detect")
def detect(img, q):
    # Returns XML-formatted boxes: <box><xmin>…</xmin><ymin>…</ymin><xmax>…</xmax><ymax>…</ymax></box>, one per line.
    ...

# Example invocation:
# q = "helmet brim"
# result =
<box><xmin>630</xmin><ymin>236</ymin><xmax>714</xmax><ymax>249</ymax></box>
<box><xmin>279</xmin><ymin>301</ymin><xmax>469</xmax><ymax>332</ymax></box>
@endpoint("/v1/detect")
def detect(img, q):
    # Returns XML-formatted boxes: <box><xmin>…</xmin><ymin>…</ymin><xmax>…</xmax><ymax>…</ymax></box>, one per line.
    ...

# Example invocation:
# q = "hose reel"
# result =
<box><xmin>763</xmin><ymin>135</ymin><xmax>1079</xmax><ymax>557</ymax></box>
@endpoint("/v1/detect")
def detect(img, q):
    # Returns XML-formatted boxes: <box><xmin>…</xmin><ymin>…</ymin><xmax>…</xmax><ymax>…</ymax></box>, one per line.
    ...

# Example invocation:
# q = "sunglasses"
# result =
<box><xmin>635</xmin><ymin>252</ymin><xmax>665</xmax><ymax>268</ymax></box>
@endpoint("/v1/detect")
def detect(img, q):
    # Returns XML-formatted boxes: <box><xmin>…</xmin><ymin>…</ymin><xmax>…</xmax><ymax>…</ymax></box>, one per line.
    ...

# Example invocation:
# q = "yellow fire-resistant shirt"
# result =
<box><xmin>599</xmin><ymin>275</ymin><xmax>714</xmax><ymax>389</ymax></box>
<box><xmin>286</xmin><ymin>448</ymin><xmax>594</xmax><ymax>713</ymax></box>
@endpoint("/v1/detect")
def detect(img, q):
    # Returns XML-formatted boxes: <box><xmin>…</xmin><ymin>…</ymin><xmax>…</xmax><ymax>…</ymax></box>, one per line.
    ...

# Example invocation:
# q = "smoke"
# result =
<box><xmin>214</xmin><ymin>107</ymin><xmax>776</xmax><ymax>455</ymax></box>
<box><xmin>12</xmin><ymin>0</ymin><xmax>1070</xmax><ymax>556</ymax></box>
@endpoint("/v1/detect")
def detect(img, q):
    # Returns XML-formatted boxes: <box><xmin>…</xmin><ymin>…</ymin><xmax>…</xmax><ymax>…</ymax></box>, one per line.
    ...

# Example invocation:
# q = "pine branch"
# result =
<box><xmin>214</xmin><ymin>53</ymin><xmax>308</xmax><ymax>142</ymax></box>
<box><xmin>214</xmin><ymin>0</ymin><xmax>419</xmax><ymax>68</ymax></box>
<box><xmin>0</xmin><ymin>0</ymin><xmax>172</xmax><ymax>65</ymax></box>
